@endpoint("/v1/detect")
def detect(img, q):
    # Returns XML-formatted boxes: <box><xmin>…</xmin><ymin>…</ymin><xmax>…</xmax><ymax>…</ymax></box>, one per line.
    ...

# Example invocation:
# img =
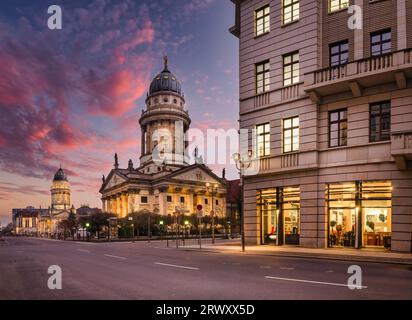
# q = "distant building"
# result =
<box><xmin>100</xmin><ymin>58</ymin><xmax>227</xmax><ymax>218</ymax></box>
<box><xmin>12</xmin><ymin>207</ymin><xmax>48</xmax><ymax>236</ymax></box>
<box><xmin>12</xmin><ymin>167</ymin><xmax>76</xmax><ymax>237</ymax></box>
<box><xmin>226</xmin><ymin>179</ymin><xmax>241</xmax><ymax>233</ymax></box>
<box><xmin>76</xmin><ymin>205</ymin><xmax>102</xmax><ymax>217</ymax></box>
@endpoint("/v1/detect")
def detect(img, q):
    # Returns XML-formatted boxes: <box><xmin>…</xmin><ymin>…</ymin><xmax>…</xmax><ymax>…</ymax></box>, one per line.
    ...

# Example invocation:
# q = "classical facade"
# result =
<box><xmin>230</xmin><ymin>0</ymin><xmax>412</xmax><ymax>252</ymax></box>
<box><xmin>13</xmin><ymin>167</ymin><xmax>75</xmax><ymax>236</ymax></box>
<box><xmin>100</xmin><ymin>58</ymin><xmax>227</xmax><ymax>218</ymax></box>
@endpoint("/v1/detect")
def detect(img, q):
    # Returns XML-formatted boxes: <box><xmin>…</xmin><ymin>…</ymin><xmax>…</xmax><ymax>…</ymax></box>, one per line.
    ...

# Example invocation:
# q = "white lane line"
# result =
<box><xmin>77</xmin><ymin>249</ymin><xmax>90</xmax><ymax>253</ymax></box>
<box><xmin>154</xmin><ymin>262</ymin><xmax>199</xmax><ymax>270</ymax></box>
<box><xmin>104</xmin><ymin>254</ymin><xmax>127</xmax><ymax>260</ymax></box>
<box><xmin>280</xmin><ymin>267</ymin><xmax>295</xmax><ymax>270</ymax></box>
<box><xmin>265</xmin><ymin>276</ymin><xmax>367</xmax><ymax>289</ymax></box>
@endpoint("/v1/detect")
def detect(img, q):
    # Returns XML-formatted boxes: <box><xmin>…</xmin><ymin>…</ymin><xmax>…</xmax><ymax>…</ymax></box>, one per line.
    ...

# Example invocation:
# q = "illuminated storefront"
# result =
<box><xmin>257</xmin><ymin>187</ymin><xmax>300</xmax><ymax>245</ymax></box>
<box><xmin>327</xmin><ymin>181</ymin><xmax>392</xmax><ymax>249</ymax></box>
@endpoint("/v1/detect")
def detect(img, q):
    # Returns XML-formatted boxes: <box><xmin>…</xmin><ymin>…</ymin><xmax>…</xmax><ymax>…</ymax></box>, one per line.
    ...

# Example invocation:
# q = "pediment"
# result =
<box><xmin>104</xmin><ymin>173</ymin><xmax>127</xmax><ymax>190</ymax></box>
<box><xmin>170</xmin><ymin>166</ymin><xmax>222</xmax><ymax>185</ymax></box>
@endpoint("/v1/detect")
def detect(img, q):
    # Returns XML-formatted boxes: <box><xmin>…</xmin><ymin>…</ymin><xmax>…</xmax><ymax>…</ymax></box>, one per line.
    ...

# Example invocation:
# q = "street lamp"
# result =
<box><xmin>159</xmin><ymin>220</ymin><xmax>164</xmax><ymax>243</ymax></box>
<box><xmin>206</xmin><ymin>182</ymin><xmax>219</xmax><ymax>244</ymax></box>
<box><xmin>128</xmin><ymin>216</ymin><xmax>133</xmax><ymax>240</ymax></box>
<box><xmin>85</xmin><ymin>222</ymin><xmax>90</xmax><ymax>241</ymax></box>
<box><xmin>233</xmin><ymin>150</ymin><xmax>253</xmax><ymax>252</ymax></box>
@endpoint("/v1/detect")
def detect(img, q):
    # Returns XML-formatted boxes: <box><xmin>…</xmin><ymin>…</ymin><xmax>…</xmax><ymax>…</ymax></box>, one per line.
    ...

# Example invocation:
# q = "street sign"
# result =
<box><xmin>197</xmin><ymin>209</ymin><xmax>203</xmax><ymax>218</ymax></box>
<box><xmin>196</xmin><ymin>204</ymin><xmax>203</xmax><ymax>211</ymax></box>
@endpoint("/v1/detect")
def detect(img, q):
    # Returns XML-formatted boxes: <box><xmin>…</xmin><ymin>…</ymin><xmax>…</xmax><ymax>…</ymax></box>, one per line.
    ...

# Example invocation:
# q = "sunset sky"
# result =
<box><xmin>0</xmin><ymin>0</ymin><xmax>239</xmax><ymax>225</ymax></box>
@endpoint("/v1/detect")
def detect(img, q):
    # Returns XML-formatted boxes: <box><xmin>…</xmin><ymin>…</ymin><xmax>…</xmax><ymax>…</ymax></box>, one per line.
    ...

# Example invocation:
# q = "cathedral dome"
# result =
<box><xmin>53</xmin><ymin>167</ymin><xmax>68</xmax><ymax>182</ymax></box>
<box><xmin>149</xmin><ymin>57</ymin><xmax>182</xmax><ymax>96</ymax></box>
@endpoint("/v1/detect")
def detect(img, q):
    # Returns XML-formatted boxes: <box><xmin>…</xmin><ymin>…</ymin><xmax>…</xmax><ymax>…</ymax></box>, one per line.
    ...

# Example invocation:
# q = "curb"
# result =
<box><xmin>179</xmin><ymin>247</ymin><xmax>412</xmax><ymax>265</ymax></box>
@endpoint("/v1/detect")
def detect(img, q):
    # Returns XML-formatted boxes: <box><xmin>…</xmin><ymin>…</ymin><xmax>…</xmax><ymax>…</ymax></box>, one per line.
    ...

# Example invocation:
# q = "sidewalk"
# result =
<box><xmin>181</xmin><ymin>240</ymin><xmax>412</xmax><ymax>265</ymax></box>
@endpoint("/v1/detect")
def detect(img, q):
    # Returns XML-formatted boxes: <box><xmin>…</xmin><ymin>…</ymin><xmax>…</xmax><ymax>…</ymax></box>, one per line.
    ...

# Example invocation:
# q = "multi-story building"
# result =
<box><xmin>230</xmin><ymin>0</ymin><xmax>412</xmax><ymax>252</ymax></box>
<box><xmin>100</xmin><ymin>58</ymin><xmax>227</xmax><ymax>219</ymax></box>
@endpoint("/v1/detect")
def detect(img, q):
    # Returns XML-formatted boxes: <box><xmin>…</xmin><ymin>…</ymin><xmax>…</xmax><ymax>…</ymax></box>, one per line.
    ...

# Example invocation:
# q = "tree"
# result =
<box><xmin>85</xmin><ymin>212</ymin><xmax>116</xmax><ymax>239</ymax></box>
<box><xmin>58</xmin><ymin>212</ymin><xmax>78</xmax><ymax>240</ymax></box>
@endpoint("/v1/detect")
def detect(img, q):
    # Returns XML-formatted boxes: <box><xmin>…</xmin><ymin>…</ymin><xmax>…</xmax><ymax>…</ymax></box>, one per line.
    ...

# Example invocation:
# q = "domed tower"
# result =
<box><xmin>51</xmin><ymin>166</ymin><xmax>71</xmax><ymax>211</ymax></box>
<box><xmin>139</xmin><ymin>56</ymin><xmax>191</xmax><ymax>167</ymax></box>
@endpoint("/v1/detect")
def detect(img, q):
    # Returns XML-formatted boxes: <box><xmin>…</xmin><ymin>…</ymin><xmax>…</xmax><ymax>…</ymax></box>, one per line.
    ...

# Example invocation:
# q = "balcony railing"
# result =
<box><xmin>305</xmin><ymin>48</ymin><xmax>412</xmax><ymax>102</ymax></box>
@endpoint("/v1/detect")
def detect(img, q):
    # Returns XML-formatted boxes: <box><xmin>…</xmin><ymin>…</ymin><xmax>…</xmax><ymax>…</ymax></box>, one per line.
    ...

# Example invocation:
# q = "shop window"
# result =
<box><xmin>257</xmin><ymin>186</ymin><xmax>300</xmax><ymax>245</ymax></box>
<box><xmin>326</xmin><ymin>181</ymin><xmax>392</xmax><ymax>248</ymax></box>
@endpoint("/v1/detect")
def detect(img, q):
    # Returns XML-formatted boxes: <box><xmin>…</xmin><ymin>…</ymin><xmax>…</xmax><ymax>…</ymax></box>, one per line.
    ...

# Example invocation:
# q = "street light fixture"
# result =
<box><xmin>128</xmin><ymin>216</ymin><xmax>134</xmax><ymax>240</ymax></box>
<box><xmin>206</xmin><ymin>182</ymin><xmax>219</xmax><ymax>244</ymax></box>
<box><xmin>233</xmin><ymin>150</ymin><xmax>253</xmax><ymax>252</ymax></box>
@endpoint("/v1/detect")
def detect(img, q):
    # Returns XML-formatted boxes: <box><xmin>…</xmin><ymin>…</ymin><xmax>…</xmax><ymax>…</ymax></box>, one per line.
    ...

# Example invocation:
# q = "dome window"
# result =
<box><xmin>173</xmin><ymin>99</ymin><xmax>177</xmax><ymax>104</ymax></box>
<box><xmin>154</xmin><ymin>98</ymin><xmax>159</xmax><ymax>104</ymax></box>
<box><xmin>163</xmin><ymin>98</ymin><xmax>169</xmax><ymax>103</ymax></box>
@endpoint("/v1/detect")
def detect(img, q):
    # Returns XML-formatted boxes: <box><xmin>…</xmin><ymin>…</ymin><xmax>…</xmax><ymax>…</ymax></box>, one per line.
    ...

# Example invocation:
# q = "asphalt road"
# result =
<box><xmin>1</xmin><ymin>237</ymin><xmax>411</xmax><ymax>300</ymax></box>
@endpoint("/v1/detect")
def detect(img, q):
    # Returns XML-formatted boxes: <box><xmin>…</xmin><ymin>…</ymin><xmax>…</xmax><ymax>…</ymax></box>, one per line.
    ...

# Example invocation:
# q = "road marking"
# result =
<box><xmin>326</xmin><ymin>270</ymin><xmax>335</xmax><ymax>273</ymax></box>
<box><xmin>154</xmin><ymin>262</ymin><xmax>199</xmax><ymax>270</ymax></box>
<box><xmin>104</xmin><ymin>254</ymin><xmax>127</xmax><ymax>260</ymax></box>
<box><xmin>280</xmin><ymin>267</ymin><xmax>295</xmax><ymax>270</ymax></box>
<box><xmin>77</xmin><ymin>249</ymin><xmax>90</xmax><ymax>253</ymax></box>
<box><xmin>265</xmin><ymin>276</ymin><xmax>367</xmax><ymax>289</ymax></box>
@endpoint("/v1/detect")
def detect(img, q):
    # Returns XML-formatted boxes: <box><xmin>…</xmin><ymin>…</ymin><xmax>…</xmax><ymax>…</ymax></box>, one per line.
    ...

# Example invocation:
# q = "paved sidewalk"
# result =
<box><xmin>181</xmin><ymin>241</ymin><xmax>412</xmax><ymax>265</ymax></box>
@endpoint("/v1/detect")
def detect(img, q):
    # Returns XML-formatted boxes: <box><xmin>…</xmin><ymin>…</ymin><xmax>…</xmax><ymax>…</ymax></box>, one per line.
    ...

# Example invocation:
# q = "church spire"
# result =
<box><xmin>163</xmin><ymin>55</ymin><xmax>169</xmax><ymax>71</ymax></box>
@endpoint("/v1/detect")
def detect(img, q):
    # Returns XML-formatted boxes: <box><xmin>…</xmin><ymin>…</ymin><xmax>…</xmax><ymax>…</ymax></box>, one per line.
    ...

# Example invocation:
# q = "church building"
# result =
<box><xmin>99</xmin><ymin>58</ymin><xmax>227</xmax><ymax>218</ymax></box>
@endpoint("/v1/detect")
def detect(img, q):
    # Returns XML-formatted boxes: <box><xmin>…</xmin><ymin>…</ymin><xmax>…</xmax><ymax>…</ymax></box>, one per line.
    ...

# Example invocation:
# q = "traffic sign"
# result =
<box><xmin>196</xmin><ymin>204</ymin><xmax>203</xmax><ymax>211</ymax></box>
<box><xmin>197</xmin><ymin>209</ymin><xmax>203</xmax><ymax>218</ymax></box>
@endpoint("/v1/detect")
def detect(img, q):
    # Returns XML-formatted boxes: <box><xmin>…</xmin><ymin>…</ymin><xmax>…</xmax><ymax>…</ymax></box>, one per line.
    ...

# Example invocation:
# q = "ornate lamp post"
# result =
<box><xmin>206</xmin><ymin>182</ymin><xmax>219</xmax><ymax>244</ymax></box>
<box><xmin>128</xmin><ymin>216</ymin><xmax>134</xmax><ymax>241</ymax></box>
<box><xmin>233</xmin><ymin>150</ymin><xmax>253</xmax><ymax>252</ymax></box>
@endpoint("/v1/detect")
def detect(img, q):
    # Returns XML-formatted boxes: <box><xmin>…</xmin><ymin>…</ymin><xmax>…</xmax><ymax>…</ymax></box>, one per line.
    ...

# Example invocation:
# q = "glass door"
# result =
<box><xmin>257</xmin><ymin>189</ymin><xmax>277</xmax><ymax>244</ymax></box>
<box><xmin>282</xmin><ymin>187</ymin><xmax>300</xmax><ymax>245</ymax></box>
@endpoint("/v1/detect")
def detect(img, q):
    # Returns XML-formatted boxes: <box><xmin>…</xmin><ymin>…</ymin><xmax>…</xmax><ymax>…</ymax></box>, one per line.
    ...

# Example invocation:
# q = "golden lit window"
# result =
<box><xmin>283</xmin><ymin>0</ymin><xmax>299</xmax><ymax>24</ymax></box>
<box><xmin>283</xmin><ymin>52</ymin><xmax>299</xmax><ymax>86</ymax></box>
<box><xmin>256</xmin><ymin>123</ymin><xmax>270</xmax><ymax>157</ymax></box>
<box><xmin>255</xmin><ymin>5</ymin><xmax>270</xmax><ymax>37</ymax></box>
<box><xmin>256</xmin><ymin>61</ymin><xmax>270</xmax><ymax>94</ymax></box>
<box><xmin>283</xmin><ymin>117</ymin><xmax>299</xmax><ymax>153</ymax></box>
<box><xmin>329</xmin><ymin>0</ymin><xmax>349</xmax><ymax>13</ymax></box>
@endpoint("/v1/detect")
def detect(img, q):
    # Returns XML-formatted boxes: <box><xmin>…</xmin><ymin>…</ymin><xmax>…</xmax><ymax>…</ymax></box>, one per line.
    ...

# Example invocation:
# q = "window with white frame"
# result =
<box><xmin>283</xmin><ymin>117</ymin><xmax>299</xmax><ymax>153</ymax></box>
<box><xmin>256</xmin><ymin>123</ymin><xmax>270</xmax><ymax>157</ymax></box>
<box><xmin>283</xmin><ymin>0</ymin><xmax>299</xmax><ymax>24</ymax></box>
<box><xmin>283</xmin><ymin>52</ymin><xmax>299</xmax><ymax>86</ymax></box>
<box><xmin>255</xmin><ymin>5</ymin><xmax>270</xmax><ymax>37</ymax></box>
<box><xmin>256</xmin><ymin>61</ymin><xmax>270</xmax><ymax>94</ymax></box>
<box><xmin>329</xmin><ymin>0</ymin><xmax>349</xmax><ymax>13</ymax></box>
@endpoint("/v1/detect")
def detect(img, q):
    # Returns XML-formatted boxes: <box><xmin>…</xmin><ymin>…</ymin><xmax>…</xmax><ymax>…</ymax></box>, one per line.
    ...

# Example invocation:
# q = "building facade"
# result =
<box><xmin>12</xmin><ymin>167</ymin><xmax>75</xmax><ymax>237</ymax></box>
<box><xmin>230</xmin><ymin>0</ymin><xmax>412</xmax><ymax>252</ymax></box>
<box><xmin>100</xmin><ymin>58</ymin><xmax>227</xmax><ymax>219</ymax></box>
